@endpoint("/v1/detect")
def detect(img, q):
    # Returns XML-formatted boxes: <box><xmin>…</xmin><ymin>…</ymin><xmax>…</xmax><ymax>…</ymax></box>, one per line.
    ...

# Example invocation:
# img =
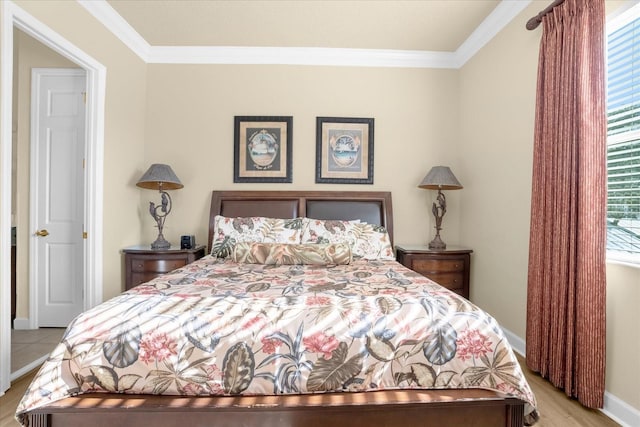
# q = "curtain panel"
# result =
<box><xmin>526</xmin><ymin>0</ymin><xmax>607</xmax><ymax>409</ymax></box>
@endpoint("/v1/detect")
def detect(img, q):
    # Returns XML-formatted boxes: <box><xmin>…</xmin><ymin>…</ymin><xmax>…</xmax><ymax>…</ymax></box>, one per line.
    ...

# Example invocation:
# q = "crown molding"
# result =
<box><xmin>455</xmin><ymin>0</ymin><xmax>532</xmax><ymax>67</ymax></box>
<box><xmin>78</xmin><ymin>0</ymin><xmax>531</xmax><ymax>69</ymax></box>
<box><xmin>78</xmin><ymin>0</ymin><xmax>151</xmax><ymax>59</ymax></box>
<box><xmin>146</xmin><ymin>46</ymin><xmax>458</xmax><ymax>68</ymax></box>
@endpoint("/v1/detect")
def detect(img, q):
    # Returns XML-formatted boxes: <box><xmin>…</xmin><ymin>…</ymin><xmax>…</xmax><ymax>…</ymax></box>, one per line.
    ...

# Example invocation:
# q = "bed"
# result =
<box><xmin>16</xmin><ymin>190</ymin><xmax>538</xmax><ymax>426</ymax></box>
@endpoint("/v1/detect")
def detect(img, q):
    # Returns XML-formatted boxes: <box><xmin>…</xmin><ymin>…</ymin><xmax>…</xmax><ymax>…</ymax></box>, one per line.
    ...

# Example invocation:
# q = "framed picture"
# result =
<box><xmin>315</xmin><ymin>117</ymin><xmax>374</xmax><ymax>184</ymax></box>
<box><xmin>234</xmin><ymin>116</ymin><xmax>293</xmax><ymax>183</ymax></box>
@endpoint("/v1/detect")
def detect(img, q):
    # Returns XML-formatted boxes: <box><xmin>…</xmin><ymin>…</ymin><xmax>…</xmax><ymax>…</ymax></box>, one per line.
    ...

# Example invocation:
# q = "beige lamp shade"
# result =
<box><xmin>418</xmin><ymin>166</ymin><xmax>463</xmax><ymax>190</ymax></box>
<box><xmin>136</xmin><ymin>164</ymin><xmax>183</xmax><ymax>190</ymax></box>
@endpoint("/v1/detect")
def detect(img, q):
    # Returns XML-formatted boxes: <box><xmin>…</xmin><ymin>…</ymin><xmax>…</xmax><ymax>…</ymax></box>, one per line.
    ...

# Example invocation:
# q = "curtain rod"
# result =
<box><xmin>526</xmin><ymin>0</ymin><xmax>565</xmax><ymax>30</ymax></box>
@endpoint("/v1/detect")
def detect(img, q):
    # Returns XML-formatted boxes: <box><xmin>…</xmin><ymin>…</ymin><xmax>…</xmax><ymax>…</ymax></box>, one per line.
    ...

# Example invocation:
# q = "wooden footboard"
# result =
<box><xmin>26</xmin><ymin>389</ymin><xmax>525</xmax><ymax>427</ymax></box>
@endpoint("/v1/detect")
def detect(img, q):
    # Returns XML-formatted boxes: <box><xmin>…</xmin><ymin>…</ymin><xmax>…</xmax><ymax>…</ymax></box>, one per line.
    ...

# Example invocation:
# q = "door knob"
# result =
<box><xmin>35</xmin><ymin>229</ymin><xmax>49</xmax><ymax>237</ymax></box>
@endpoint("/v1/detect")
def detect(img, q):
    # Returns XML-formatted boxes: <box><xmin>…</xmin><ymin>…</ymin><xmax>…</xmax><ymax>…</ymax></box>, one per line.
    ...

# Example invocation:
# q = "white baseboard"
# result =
<box><xmin>501</xmin><ymin>326</ymin><xmax>526</xmax><ymax>357</ymax></box>
<box><xmin>500</xmin><ymin>325</ymin><xmax>640</xmax><ymax>427</ymax></box>
<box><xmin>602</xmin><ymin>392</ymin><xmax>640</xmax><ymax>427</ymax></box>
<box><xmin>12</xmin><ymin>317</ymin><xmax>31</xmax><ymax>330</ymax></box>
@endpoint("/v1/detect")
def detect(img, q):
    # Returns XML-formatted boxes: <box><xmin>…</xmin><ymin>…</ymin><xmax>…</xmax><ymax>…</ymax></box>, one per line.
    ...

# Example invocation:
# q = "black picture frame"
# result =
<box><xmin>234</xmin><ymin>116</ymin><xmax>293</xmax><ymax>183</ymax></box>
<box><xmin>315</xmin><ymin>117</ymin><xmax>374</xmax><ymax>184</ymax></box>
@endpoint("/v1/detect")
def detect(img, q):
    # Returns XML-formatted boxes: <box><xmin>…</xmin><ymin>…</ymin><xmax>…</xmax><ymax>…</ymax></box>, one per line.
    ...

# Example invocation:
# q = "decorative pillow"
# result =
<box><xmin>211</xmin><ymin>216</ymin><xmax>305</xmax><ymax>258</ymax></box>
<box><xmin>350</xmin><ymin>222</ymin><xmax>395</xmax><ymax>260</ymax></box>
<box><xmin>231</xmin><ymin>242</ymin><xmax>352</xmax><ymax>265</ymax></box>
<box><xmin>300</xmin><ymin>218</ymin><xmax>360</xmax><ymax>246</ymax></box>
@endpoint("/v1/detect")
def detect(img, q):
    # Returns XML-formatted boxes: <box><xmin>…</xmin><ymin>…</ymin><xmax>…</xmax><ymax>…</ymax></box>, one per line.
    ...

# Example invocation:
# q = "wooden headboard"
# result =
<box><xmin>208</xmin><ymin>190</ymin><xmax>393</xmax><ymax>249</ymax></box>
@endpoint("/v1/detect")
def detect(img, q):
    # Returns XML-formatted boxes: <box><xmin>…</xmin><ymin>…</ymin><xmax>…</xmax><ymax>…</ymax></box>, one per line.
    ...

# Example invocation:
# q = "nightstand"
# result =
<box><xmin>122</xmin><ymin>245</ymin><xmax>206</xmax><ymax>290</ymax></box>
<box><xmin>395</xmin><ymin>245</ymin><xmax>473</xmax><ymax>299</ymax></box>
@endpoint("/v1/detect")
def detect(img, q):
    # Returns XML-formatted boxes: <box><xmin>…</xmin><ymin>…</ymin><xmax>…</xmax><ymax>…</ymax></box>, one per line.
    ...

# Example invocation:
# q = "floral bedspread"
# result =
<box><xmin>17</xmin><ymin>256</ymin><xmax>538</xmax><ymax>425</ymax></box>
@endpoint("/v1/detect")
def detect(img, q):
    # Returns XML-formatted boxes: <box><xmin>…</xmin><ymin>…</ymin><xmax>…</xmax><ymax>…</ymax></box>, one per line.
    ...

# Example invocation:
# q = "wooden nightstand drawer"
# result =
<box><xmin>130</xmin><ymin>258</ymin><xmax>187</xmax><ymax>273</ymax></box>
<box><xmin>123</xmin><ymin>245</ymin><xmax>206</xmax><ymax>291</ymax></box>
<box><xmin>130</xmin><ymin>272</ymin><xmax>163</xmax><ymax>288</ymax></box>
<box><xmin>412</xmin><ymin>258</ymin><xmax>465</xmax><ymax>273</ymax></box>
<box><xmin>424</xmin><ymin>272</ymin><xmax>464</xmax><ymax>290</ymax></box>
<box><xmin>396</xmin><ymin>245</ymin><xmax>473</xmax><ymax>300</ymax></box>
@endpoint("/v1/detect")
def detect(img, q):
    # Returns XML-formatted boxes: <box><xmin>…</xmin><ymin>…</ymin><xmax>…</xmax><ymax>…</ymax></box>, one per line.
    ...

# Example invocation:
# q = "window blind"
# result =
<box><xmin>608</xmin><ymin>16</ymin><xmax>640</xmax><ymax>136</ymax></box>
<box><xmin>607</xmin><ymin>15</ymin><xmax>640</xmax><ymax>258</ymax></box>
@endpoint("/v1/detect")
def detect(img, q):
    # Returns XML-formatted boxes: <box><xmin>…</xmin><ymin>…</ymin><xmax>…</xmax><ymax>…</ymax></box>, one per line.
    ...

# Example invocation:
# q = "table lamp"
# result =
<box><xmin>136</xmin><ymin>164</ymin><xmax>183</xmax><ymax>249</ymax></box>
<box><xmin>418</xmin><ymin>166</ymin><xmax>463</xmax><ymax>249</ymax></box>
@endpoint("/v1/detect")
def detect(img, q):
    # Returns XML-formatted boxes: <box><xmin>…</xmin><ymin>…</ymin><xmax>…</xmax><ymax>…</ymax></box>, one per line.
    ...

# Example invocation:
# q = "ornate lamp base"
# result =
<box><xmin>151</xmin><ymin>234</ymin><xmax>171</xmax><ymax>249</ymax></box>
<box><xmin>428</xmin><ymin>188</ymin><xmax>448</xmax><ymax>250</ymax></box>
<box><xmin>148</xmin><ymin>189</ymin><xmax>173</xmax><ymax>250</ymax></box>
<box><xmin>428</xmin><ymin>232</ymin><xmax>446</xmax><ymax>250</ymax></box>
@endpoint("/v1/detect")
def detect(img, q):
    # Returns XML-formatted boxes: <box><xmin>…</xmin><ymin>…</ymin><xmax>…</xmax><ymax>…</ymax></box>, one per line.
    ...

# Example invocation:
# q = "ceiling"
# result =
<box><xmin>105</xmin><ymin>0</ymin><xmax>504</xmax><ymax>52</ymax></box>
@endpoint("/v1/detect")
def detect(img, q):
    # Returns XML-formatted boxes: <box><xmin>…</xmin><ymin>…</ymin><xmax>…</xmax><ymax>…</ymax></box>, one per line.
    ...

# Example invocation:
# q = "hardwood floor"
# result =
<box><xmin>516</xmin><ymin>354</ymin><xmax>621</xmax><ymax>427</ymax></box>
<box><xmin>0</xmin><ymin>354</ymin><xmax>622</xmax><ymax>427</ymax></box>
<box><xmin>0</xmin><ymin>370</ymin><xmax>35</xmax><ymax>427</ymax></box>
<box><xmin>0</xmin><ymin>328</ymin><xmax>65</xmax><ymax>427</ymax></box>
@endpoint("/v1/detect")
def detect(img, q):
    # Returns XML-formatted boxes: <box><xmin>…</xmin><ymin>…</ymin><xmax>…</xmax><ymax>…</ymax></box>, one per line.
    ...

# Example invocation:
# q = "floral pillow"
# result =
<box><xmin>211</xmin><ymin>215</ymin><xmax>305</xmax><ymax>258</ymax></box>
<box><xmin>300</xmin><ymin>218</ymin><xmax>360</xmax><ymax>246</ymax></box>
<box><xmin>231</xmin><ymin>242</ymin><xmax>352</xmax><ymax>265</ymax></box>
<box><xmin>350</xmin><ymin>222</ymin><xmax>395</xmax><ymax>260</ymax></box>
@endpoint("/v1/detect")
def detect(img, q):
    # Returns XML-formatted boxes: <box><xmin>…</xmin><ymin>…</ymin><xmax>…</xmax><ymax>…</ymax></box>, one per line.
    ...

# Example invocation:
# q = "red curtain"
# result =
<box><xmin>526</xmin><ymin>0</ymin><xmax>607</xmax><ymax>408</ymax></box>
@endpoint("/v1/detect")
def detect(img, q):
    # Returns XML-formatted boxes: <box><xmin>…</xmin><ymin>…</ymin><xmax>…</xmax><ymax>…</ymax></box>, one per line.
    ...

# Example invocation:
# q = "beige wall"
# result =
<box><xmin>460</xmin><ymin>1</ymin><xmax>640</xmax><ymax>411</ymax></box>
<box><xmin>142</xmin><ymin>65</ymin><xmax>463</xmax><ymax>249</ymax></box>
<box><xmin>605</xmin><ymin>262</ymin><xmax>640</xmax><ymax>409</ymax></box>
<box><xmin>13</xmin><ymin>0</ymin><xmax>148</xmax><ymax>300</ymax></box>
<box><xmin>459</xmin><ymin>1</ymin><xmax>539</xmax><ymax>344</ymax></box>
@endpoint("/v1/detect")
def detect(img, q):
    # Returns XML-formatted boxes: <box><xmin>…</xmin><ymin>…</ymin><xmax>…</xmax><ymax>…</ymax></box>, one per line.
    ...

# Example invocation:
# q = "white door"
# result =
<box><xmin>31</xmin><ymin>68</ymin><xmax>86</xmax><ymax>327</ymax></box>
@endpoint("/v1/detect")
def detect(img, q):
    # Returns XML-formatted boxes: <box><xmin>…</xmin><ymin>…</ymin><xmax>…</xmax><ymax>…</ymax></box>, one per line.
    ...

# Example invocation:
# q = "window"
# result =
<box><xmin>607</xmin><ymin>5</ymin><xmax>640</xmax><ymax>264</ymax></box>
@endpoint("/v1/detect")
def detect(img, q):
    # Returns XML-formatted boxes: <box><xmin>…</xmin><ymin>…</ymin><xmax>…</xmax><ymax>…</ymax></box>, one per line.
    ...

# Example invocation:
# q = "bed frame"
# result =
<box><xmin>23</xmin><ymin>190</ymin><xmax>526</xmax><ymax>427</ymax></box>
<box><xmin>208</xmin><ymin>190</ymin><xmax>395</xmax><ymax>248</ymax></box>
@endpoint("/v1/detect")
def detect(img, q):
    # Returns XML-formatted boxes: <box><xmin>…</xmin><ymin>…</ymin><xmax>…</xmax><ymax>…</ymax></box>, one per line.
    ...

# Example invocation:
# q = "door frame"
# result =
<box><xmin>0</xmin><ymin>0</ymin><xmax>106</xmax><ymax>394</ymax></box>
<box><xmin>30</xmin><ymin>68</ymin><xmax>87</xmax><ymax>329</ymax></box>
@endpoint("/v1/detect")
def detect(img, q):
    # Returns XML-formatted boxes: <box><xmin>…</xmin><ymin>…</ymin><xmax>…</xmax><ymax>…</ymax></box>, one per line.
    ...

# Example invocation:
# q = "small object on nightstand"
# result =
<box><xmin>122</xmin><ymin>245</ymin><xmax>206</xmax><ymax>290</ymax></box>
<box><xmin>396</xmin><ymin>244</ymin><xmax>473</xmax><ymax>299</ymax></box>
<box><xmin>181</xmin><ymin>235</ymin><xmax>196</xmax><ymax>249</ymax></box>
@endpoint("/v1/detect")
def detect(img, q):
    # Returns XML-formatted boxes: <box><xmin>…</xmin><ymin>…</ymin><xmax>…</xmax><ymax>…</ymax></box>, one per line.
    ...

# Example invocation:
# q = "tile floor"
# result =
<box><xmin>10</xmin><ymin>328</ymin><xmax>65</xmax><ymax>374</ymax></box>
